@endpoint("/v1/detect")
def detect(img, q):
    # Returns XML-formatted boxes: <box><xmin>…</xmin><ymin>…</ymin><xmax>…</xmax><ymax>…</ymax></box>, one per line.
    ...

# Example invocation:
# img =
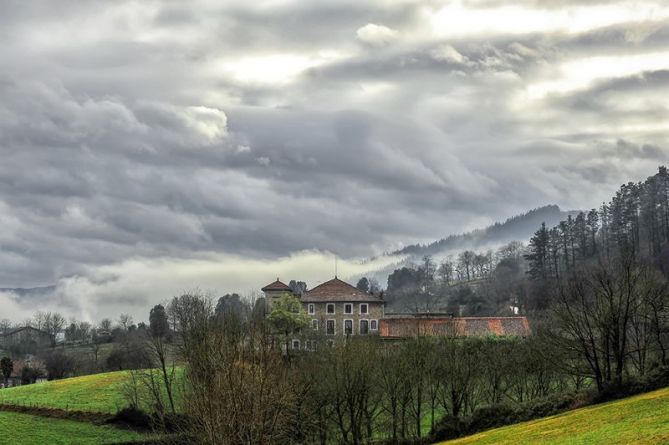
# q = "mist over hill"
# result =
<box><xmin>356</xmin><ymin>205</ymin><xmax>579</xmax><ymax>286</ymax></box>
<box><xmin>396</xmin><ymin>205</ymin><xmax>577</xmax><ymax>257</ymax></box>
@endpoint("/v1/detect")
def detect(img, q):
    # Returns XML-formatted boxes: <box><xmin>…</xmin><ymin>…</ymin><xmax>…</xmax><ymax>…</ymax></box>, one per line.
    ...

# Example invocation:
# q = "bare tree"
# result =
<box><xmin>118</xmin><ymin>314</ymin><xmax>133</xmax><ymax>331</ymax></box>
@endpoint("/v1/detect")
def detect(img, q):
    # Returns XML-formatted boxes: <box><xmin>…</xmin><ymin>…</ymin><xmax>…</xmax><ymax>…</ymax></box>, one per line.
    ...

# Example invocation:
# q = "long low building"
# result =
<box><xmin>379</xmin><ymin>314</ymin><xmax>531</xmax><ymax>339</ymax></box>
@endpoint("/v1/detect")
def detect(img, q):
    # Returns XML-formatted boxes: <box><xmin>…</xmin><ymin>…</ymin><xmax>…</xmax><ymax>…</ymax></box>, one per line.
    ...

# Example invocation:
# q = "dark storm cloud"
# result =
<box><xmin>0</xmin><ymin>0</ymin><xmax>668</xmax><ymax>304</ymax></box>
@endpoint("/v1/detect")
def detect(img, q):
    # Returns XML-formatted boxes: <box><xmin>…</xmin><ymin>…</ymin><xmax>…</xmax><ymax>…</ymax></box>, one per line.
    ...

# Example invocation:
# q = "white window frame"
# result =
<box><xmin>343</xmin><ymin>319</ymin><xmax>354</xmax><ymax>336</ymax></box>
<box><xmin>370</xmin><ymin>319</ymin><xmax>378</xmax><ymax>331</ymax></box>
<box><xmin>308</xmin><ymin>303</ymin><xmax>315</xmax><ymax>315</ymax></box>
<box><xmin>292</xmin><ymin>339</ymin><xmax>300</xmax><ymax>350</ymax></box>
<box><xmin>326</xmin><ymin>303</ymin><xmax>335</xmax><ymax>315</ymax></box>
<box><xmin>359</xmin><ymin>319</ymin><xmax>369</xmax><ymax>335</ymax></box>
<box><xmin>344</xmin><ymin>303</ymin><xmax>353</xmax><ymax>314</ymax></box>
<box><xmin>312</xmin><ymin>319</ymin><xmax>318</xmax><ymax>330</ymax></box>
<box><xmin>326</xmin><ymin>319</ymin><xmax>336</xmax><ymax>336</ymax></box>
<box><xmin>359</xmin><ymin>303</ymin><xmax>368</xmax><ymax>315</ymax></box>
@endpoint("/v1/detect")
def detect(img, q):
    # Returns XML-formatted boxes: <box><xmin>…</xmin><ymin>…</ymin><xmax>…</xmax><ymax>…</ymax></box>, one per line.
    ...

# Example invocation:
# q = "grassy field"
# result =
<box><xmin>0</xmin><ymin>371</ymin><xmax>131</xmax><ymax>413</ymax></box>
<box><xmin>0</xmin><ymin>368</ymin><xmax>185</xmax><ymax>414</ymax></box>
<box><xmin>0</xmin><ymin>411</ymin><xmax>147</xmax><ymax>445</ymax></box>
<box><xmin>442</xmin><ymin>387</ymin><xmax>669</xmax><ymax>445</ymax></box>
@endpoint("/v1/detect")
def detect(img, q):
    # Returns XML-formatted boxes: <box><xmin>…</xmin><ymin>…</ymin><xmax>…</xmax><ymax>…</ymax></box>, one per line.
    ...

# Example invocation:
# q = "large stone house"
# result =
<box><xmin>262</xmin><ymin>277</ymin><xmax>385</xmax><ymax>348</ymax></box>
<box><xmin>301</xmin><ymin>277</ymin><xmax>384</xmax><ymax>338</ymax></box>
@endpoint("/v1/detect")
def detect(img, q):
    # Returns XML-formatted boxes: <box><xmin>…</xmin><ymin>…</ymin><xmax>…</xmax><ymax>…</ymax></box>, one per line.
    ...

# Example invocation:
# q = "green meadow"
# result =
<box><xmin>0</xmin><ymin>411</ymin><xmax>146</xmax><ymax>445</ymax></box>
<box><xmin>442</xmin><ymin>386</ymin><xmax>669</xmax><ymax>445</ymax></box>
<box><xmin>0</xmin><ymin>368</ymin><xmax>184</xmax><ymax>414</ymax></box>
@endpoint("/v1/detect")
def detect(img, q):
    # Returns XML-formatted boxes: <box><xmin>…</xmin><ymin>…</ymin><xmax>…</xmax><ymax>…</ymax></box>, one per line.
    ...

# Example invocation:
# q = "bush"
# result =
<box><xmin>110</xmin><ymin>407</ymin><xmax>154</xmax><ymax>430</ymax></box>
<box><xmin>20</xmin><ymin>366</ymin><xmax>43</xmax><ymax>384</ymax></box>
<box><xmin>44</xmin><ymin>351</ymin><xmax>77</xmax><ymax>380</ymax></box>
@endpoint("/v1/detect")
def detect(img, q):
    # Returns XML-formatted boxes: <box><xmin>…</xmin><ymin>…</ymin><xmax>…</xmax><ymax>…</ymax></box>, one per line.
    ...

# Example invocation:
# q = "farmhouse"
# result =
<box><xmin>0</xmin><ymin>326</ymin><xmax>52</xmax><ymax>350</ymax></box>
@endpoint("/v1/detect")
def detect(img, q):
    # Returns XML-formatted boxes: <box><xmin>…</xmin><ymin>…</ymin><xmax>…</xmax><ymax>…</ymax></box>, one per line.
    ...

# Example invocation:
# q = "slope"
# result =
<box><xmin>441</xmin><ymin>387</ymin><xmax>669</xmax><ymax>445</ymax></box>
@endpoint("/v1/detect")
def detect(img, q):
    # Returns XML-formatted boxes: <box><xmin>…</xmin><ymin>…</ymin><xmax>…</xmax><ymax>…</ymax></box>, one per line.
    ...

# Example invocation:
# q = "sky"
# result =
<box><xmin>1</xmin><ymin>0</ymin><xmax>668</xmax><ymax>321</ymax></box>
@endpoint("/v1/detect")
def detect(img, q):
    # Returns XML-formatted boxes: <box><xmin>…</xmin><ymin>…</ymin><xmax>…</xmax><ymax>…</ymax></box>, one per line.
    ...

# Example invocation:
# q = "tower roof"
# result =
<box><xmin>261</xmin><ymin>278</ymin><xmax>292</xmax><ymax>292</ymax></box>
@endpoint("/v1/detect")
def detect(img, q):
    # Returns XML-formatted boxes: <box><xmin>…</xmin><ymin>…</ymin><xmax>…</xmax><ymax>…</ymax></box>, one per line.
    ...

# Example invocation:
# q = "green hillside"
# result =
<box><xmin>0</xmin><ymin>371</ymin><xmax>131</xmax><ymax>413</ymax></box>
<box><xmin>0</xmin><ymin>411</ymin><xmax>146</xmax><ymax>445</ymax></box>
<box><xmin>442</xmin><ymin>387</ymin><xmax>669</xmax><ymax>445</ymax></box>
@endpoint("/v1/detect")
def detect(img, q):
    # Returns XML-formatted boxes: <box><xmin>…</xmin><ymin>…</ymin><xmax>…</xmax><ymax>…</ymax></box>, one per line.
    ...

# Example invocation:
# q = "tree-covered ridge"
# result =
<box><xmin>526</xmin><ymin>166</ymin><xmax>669</xmax><ymax>283</ymax></box>
<box><xmin>396</xmin><ymin>205</ymin><xmax>575</xmax><ymax>257</ymax></box>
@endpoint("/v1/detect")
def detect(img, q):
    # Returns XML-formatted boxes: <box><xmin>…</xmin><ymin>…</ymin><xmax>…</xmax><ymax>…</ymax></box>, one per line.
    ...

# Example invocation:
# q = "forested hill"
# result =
<box><xmin>395</xmin><ymin>205</ymin><xmax>577</xmax><ymax>257</ymax></box>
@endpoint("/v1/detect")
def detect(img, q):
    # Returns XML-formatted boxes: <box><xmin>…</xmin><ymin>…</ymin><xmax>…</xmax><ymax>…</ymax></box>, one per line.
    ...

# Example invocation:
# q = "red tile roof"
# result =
<box><xmin>380</xmin><ymin>316</ymin><xmax>530</xmax><ymax>338</ymax></box>
<box><xmin>261</xmin><ymin>279</ymin><xmax>292</xmax><ymax>292</ymax></box>
<box><xmin>301</xmin><ymin>277</ymin><xmax>383</xmax><ymax>303</ymax></box>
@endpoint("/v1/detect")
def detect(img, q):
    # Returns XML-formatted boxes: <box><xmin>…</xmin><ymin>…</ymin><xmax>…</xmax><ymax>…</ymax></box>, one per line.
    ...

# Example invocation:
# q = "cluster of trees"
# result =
<box><xmin>522</xmin><ymin>167</ymin><xmax>669</xmax><ymax>390</ymax></box>
<box><xmin>526</xmin><ymin>167</ymin><xmax>669</xmax><ymax>290</ymax></box>
<box><xmin>383</xmin><ymin>242</ymin><xmax>526</xmax><ymax>315</ymax></box>
<box><xmin>146</xmin><ymin>292</ymin><xmax>566</xmax><ymax>445</ymax></box>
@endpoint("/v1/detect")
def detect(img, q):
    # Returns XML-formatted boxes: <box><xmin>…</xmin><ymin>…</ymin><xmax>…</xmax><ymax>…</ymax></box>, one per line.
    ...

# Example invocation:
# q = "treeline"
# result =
<box><xmin>526</xmin><ymin>166</ymin><xmax>669</xmax><ymax>287</ymax></box>
<box><xmin>383</xmin><ymin>242</ymin><xmax>526</xmax><ymax>314</ymax></box>
<box><xmin>522</xmin><ymin>167</ymin><xmax>669</xmax><ymax>391</ymax></box>
<box><xmin>151</xmin><ymin>293</ymin><xmax>566</xmax><ymax>445</ymax></box>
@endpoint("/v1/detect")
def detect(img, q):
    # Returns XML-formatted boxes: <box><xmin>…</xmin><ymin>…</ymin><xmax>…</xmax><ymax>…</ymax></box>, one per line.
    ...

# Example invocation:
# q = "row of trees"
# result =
<box><xmin>139</xmin><ymin>292</ymin><xmax>568</xmax><ymax>445</ymax></box>
<box><xmin>527</xmin><ymin>167</ymin><xmax>669</xmax><ymax>285</ymax></box>
<box><xmin>523</xmin><ymin>167</ymin><xmax>669</xmax><ymax>390</ymax></box>
<box><xmin>383</xmin><ymin>242</ymin><xmax>526</xmax><ymax>314</ymax></box>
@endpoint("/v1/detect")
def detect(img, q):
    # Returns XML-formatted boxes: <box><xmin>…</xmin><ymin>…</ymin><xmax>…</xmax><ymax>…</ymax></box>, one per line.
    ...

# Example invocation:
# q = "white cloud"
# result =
<box><xmin>527</xmin><ymin>51</ymin><xmax>669</xmax><ymax>99</ymax></box>
<box><xmin>430</xmin><ymin>44</ymin><xmax>468</xmax><ymax>64</ymax></box>
<box><xmin>430</xmin><ymin>1</ymin><xmax>669</xmax><ymax>38</ymax></box>
<box><xmin>356</xmin><ymin>23</ymin><xmax>399</xmax><ymax>46</ymax></box>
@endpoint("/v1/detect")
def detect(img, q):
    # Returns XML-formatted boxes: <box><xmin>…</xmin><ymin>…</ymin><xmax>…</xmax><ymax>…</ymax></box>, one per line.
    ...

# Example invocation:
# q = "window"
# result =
<box><xmin>344</xmin><ymin>319</ymin><xmax>353</xmax><ymax>335</ymax></box>
<box><xmin>359</xmin><ymin>319</ymin><xmax>369</xmax><ymax>335</ymax></box>
<box><xmin>360</xmin><ymin>303</ymin><xmax>368</xmax><ymax>314</ymax></box>
<box><xmin>327</xmin><ymin>339</ymin><xmax>335</xmax><ymax>348</ymax></box>
<box><xmin>292</xmin><ymin>339</ymin><xmax>300</xmax><ymax>350</ymax></box>
<box><xmin>304</xmin><ymin>340</ymin><xmax>312</xmax><ymax>351</ymax></box>
<box><xmin>326</xmin><ymin>319</ymin><xmax>335</xmax><ymax>335</ymax></box>
<box><xmin>312</xmin><ymin>319</ymin><xmax>318</xmax><ymax>330</ymax></box>
<box><xmin>308</xmin><ymin>304</ymin><xmax>315</xmax><ymax>315</ymax></box>
<box><xmin>344</xmin><ymin>303</ymin><xmax>353</xmax><ymax>314</ymax></box>
<box><xmin>370</xmin><ymin>320</ymin><xmax>378</xmax><ymax>331</ymax></box>
<box><xmin>326</xmin><ymin>303</ymin><xmax>335</xmax><ymax>314</ymax></box>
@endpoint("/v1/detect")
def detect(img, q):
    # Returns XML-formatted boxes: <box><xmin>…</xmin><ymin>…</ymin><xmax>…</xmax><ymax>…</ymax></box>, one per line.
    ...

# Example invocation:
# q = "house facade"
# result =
<box><xmin>261</xmin><ymin>277</ymin><xmax>385</xmax><ymax>348</ymax></box>
<box><xmin>301</xmin><ymin>277</ymin><xmax>384</xmax><ymax>338</ymax></box>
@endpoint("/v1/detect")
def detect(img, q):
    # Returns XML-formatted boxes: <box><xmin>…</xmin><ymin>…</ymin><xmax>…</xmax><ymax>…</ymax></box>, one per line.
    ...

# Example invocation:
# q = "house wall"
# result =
<box><xmin>302</xmin><ymin>301</ymin><xmax>384</xmax><ymax>337</ymax></box>
<box><xmin>380</xmin><ymin>316</ymin><xmax>531</xmax><ymax>338</ymax></box>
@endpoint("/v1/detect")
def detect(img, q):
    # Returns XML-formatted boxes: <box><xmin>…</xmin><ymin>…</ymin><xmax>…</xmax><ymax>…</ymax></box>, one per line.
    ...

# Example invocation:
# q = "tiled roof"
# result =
<box><xmin>380</xmin><ymin>316</ymin><xmax>530</xmax><ymax>338</ymax></box>
<box><xmin>261</xmin><ymin>279</ymin><xmax>292</xmax><ymax>292</ymax></box>
<box><xmin>301</xmin><ymin>277</ymin><xmax>383</xmax><ymax>303</ymax></box>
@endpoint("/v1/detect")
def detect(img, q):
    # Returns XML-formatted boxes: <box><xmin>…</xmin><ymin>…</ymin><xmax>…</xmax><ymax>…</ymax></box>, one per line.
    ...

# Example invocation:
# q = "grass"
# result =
<box><xmin>0</xmin><ymin>411</ymin><xmax>146</xmax><ymax>445</ymax></box>
<box><xmin>0</xmin><ymin>368</ymin><xmax>185</xmax><ymax>414</ymax></box>
<box><xmin>0</xmin><ymin>371</ymin><xmax>131</xmax><ymax>413</ymax></box>
<box><xmin>441</xmin><ymin>386</ymin><xmax>669</xmax><ymax>445</ymax></box>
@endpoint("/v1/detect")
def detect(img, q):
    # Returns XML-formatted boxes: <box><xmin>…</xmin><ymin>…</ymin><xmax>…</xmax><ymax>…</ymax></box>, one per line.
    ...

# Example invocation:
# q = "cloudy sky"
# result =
<box><xmin>1</xmin><ymin>0</ymin><xmax>668</xmax><ymax>321</ymax></box>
